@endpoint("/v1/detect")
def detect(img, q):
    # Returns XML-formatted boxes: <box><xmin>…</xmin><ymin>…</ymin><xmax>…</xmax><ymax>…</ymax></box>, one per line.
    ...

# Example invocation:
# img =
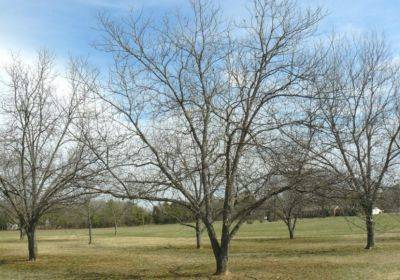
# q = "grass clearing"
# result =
<box><xmin>1</xmin><ymin>215</ymin><xmax>400</xmax><ymax>279</ymax></box>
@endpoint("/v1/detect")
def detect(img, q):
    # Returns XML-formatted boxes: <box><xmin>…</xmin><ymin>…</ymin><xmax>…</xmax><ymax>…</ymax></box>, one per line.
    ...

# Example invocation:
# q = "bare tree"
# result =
<box><xmin>84</xmin><ymin>196</ymin><xmax>95</xmax><ymax>244</ymax></box>
<box><xmin>0</xmin><ymin>201</ymin><xmax>26</xmax><ymax>240</ymax></box>
<box><xmin>275</xmin><ymin>190</ymin><xmax>307</xmax><ymax>239</ymax></box>
<box><xmin>77</xmin><ymin>0</ymin><xmax>323</xmax><ymax>274</ymax></box>
<box><xmin>0</xmin><ymin>51</ymin><xmax>98</xmax><ymax>261</ymax></box>
<box><xmin>266</xmin><ymin>142</ymin><xmax>315</xmax><ymax>239</ymax></box>
<box><xmin>106</xmin><ymin>198</ymin><xmax>125</xmax><ymax>236</ymax></box>
<box><xmin>153</xmin><ymin>200</ymin><xmax>206</xmax><ymax>249</ymax></box>
<box><xmin>309</xmin><ymin>34</ymin><xmax>400</xmax><ymax>249</ymax></box>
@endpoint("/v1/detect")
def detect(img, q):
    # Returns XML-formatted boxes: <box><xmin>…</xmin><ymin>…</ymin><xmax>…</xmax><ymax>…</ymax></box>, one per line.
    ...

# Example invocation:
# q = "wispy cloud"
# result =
<box><xmin>74</xmin><ymin>0</ymin><xmax>132</xmax><ymax>9</ymax></box>
<box><xmin>0</xmin><ymin>0</ymin><xmax>399</xmax><ymax>68</ymax></box>
<box><xmin>75</xmin><ymin>0</ymin><xmax>184</xmax><ymax>10</ymax></box>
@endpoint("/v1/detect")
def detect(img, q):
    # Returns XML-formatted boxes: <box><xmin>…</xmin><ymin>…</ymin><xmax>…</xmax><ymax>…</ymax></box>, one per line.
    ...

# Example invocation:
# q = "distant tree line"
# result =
<box><xmin>5</xmin><ymin>180</ymin><xmax>397</xmax><ymax>232</ymax></box>
<box><xmin>0</xmin><ymin>199</ymin><xmax>152</xmax><ymax>230</ymax></box>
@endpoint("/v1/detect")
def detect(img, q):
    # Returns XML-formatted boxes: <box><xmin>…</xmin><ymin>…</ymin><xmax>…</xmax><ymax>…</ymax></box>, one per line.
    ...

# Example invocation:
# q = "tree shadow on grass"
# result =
<box><xmin>0</xmin><ymin>258</ymin><xmax>27</xmax><ymax>266</ymax></box>
<box><xmin>1</xmin><ymin>253</ymin><xmax>215</xmax><ymax>279</ymax></box>
<box><xmin>63</xmin><ymin>268</ymin><xmax>213</xmax><ymax>279</ymax></box>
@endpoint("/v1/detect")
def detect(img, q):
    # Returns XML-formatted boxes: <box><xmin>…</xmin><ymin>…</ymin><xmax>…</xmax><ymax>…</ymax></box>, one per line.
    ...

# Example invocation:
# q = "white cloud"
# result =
<box><xmin>76</xmin><ymin>0</ymin><xmax>184</xmax><ymax>10</ymax></box>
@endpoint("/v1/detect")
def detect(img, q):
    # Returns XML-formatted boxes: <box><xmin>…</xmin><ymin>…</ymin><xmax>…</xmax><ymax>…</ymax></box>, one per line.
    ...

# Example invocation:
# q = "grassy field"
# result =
<box><xmin>1</xmin><ymin>215</ymin><xmax>400</xmax><ymax>279</ymax></box>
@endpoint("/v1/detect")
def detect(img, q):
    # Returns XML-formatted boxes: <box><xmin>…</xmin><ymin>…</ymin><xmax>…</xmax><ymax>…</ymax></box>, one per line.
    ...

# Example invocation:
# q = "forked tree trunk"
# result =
<box><xmin>365</xmin><ymin>208</ymin><xmax>374</xmax><ymax>249</ymax></box>
<box><xmin>203</xmin><ymin>219</ymin><xmax>230</xmax><ymax>275</ymax></box>
<box><xmin>26</xmin><ymin>223</ymin><xmax>37</xmax><ymax>261</ymax></box>
<box><xmin>195</xmin><ymin>216</ymin><xmax>202</xmax><ymax>249</ymax></box>
<box><xmin>286</xmin><ymin>218</ymin><xmax>296</xmax><ymax>239</ymax></box>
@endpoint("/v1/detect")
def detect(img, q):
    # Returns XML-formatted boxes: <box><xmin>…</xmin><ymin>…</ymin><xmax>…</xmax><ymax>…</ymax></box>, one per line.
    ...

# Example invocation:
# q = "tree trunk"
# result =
<box><xmin>215</xmin><ymin>241</ymin><xmax>229</xmax><ymax>275</ymax></box>
<box><xmin>195</xmin><ymin>216</ymin><xmax>202</xmax><ymax>249</ymax></box>
<box><xmin>88</xmin><ymin>213</ymin><xmax>93</xmax><ymax>245</ymax></box>
<box><xmin>289</xmin><ymin>227</ymin><xmax>294</xmax><ymax>239</ymax></box>
<box><xmin>18</xmin><ymin>219</ymin><xmax>25</xmax><ymax>240</ymax></box>
<box><xmin>114</xmin><ymin>220</ymin><xmax>117</xmax><ymax>237</ymax></box>
<box><xmin>19</xmin><ymin>227</ymin><xmax>25</xmax><ymax>240</ymax></box>
<box><xmin>365</xmin><ymin>210</ymin><xmax>374</xmax><ymax>249</ymax></box>
<box><xmin>26</xmin><ymin>224</ymin><xmax>37</xmax><ymax>261</ymax></box>
<box><xmin>214</xmin><ymin>226</ymin><xmax>230</xmax><ymax>275</ymax></box>
<box><xmin>88</xmin><ymin>221</ymin><xmax>92</xmax><ymax>245</ymax></box>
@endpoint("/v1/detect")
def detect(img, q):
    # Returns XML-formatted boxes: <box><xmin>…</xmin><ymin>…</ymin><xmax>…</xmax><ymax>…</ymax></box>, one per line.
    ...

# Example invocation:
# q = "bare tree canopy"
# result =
<box><xmin>308</xmin><ymin>34</ymin><xmax>400</xmax><ymax>249</ymax></box>
<box><xmin>0</xmin><ymin>51</ymin><xmax>99</xmax><ymax>260</ymax></box>
<box><xmin>75</xmin><ymin>0</ymin><xmax>324</xmax><ymax>274</ymax></box>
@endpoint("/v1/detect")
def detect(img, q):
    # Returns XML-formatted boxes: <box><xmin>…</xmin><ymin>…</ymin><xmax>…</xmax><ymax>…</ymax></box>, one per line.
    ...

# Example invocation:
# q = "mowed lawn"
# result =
<box><xmin>1</xmin><ymin>215</ymin><xmax>400</xmax><ymax>279</ymax></box>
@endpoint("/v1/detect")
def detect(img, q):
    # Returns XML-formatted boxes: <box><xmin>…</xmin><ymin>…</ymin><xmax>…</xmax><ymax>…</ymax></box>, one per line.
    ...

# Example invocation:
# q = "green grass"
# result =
<box><xmin>1</xmin><ymin>214</ymin><xmax>400</xmax><ymax>279</ymax></box>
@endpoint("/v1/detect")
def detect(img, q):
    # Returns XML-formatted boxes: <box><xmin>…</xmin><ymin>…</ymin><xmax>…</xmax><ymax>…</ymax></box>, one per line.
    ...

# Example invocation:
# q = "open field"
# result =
<box><xmin>1</xmin><ymin>215</ymin><xmax>400</xmax><ymax>279</ymax></box>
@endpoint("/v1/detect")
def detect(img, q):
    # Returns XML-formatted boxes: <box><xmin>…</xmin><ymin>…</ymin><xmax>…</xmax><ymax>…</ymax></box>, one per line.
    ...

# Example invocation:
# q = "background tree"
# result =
<box><xmin>84</xmin><ymin>196</ymin><xmax>95</xmax><ymax>245</ymax></box>
<box><xmin>275</xmin><ymin>190</ymin><xmax>307</xmax><ymax>239</ymax></box>
<box><xmin>309</xmin><ymin>34</ymin><xmax>400</xmax><ymax>249</ymax></box>
<box><xmin>152</xmin><ymin>201</ymin><xmax>205</xmax><ymax>248</ymax></box>
<box><xmin>0</xmin><ymin>51</ymin><xmax>98</xmax><ymax>260</ymax></box>
<box><xmin>74</xmin><ymin>195</ymin><xmax>104</xmax><ymax>245</ymax></box>
<box><xmin>0</xmin><ymin>211</ymin><xmax>9</xmax><ymax>231</ymax></box>
<box><xmin>121</xmin><ymin>201</ymin><xmax>152</xmax><ymax>226</ymax></box>
<box><xmin>379</xmin><ymin>184</ymin><xmax>400</xmax><ymax>213</ymax></box>
<box><xmin>105</xmin><ymin>198</ymin><xmax>125</xmax><ymax>236</ymax></box>
<box><xmin>0</xmin><ymin>200</ymin><xmax>26</xmax><ymax>239</ymax></box>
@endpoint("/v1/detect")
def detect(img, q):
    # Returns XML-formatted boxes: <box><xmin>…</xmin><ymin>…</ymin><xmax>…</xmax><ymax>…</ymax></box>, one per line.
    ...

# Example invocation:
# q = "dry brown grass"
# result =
<box><xmin>1</xmin><ymin>215</ymin><xmax>400</xmax><ymax>279</ymax></box>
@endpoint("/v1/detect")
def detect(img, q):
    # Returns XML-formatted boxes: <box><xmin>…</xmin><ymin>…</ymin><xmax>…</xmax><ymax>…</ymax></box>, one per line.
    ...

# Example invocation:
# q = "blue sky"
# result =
<box><xmin>0</xmin><ymin>0</ymin><xmax>400</xmax><ymax>65</ymax></box>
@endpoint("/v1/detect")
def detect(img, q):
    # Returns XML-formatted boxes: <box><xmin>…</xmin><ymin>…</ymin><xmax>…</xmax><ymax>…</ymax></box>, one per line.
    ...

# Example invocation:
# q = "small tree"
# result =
<box><xmin>76</xmin><ymin>195</ymin><xmax>102</xmax><ymax>245</ymax></box>
<box><xmin>0</xmin><ymin>201</ymin><xmax>26</xmax><ymax>239</ymax></box>
<box><xmin>85</xmin><ymin>197</ymin><xmax>94</xmax><ymax>245</ymax></box>
<box><xmin>275</xmin><ymin>190</ymin><xmax>307</xmax><ymax>239</ymax></box>
<box><xmin>153</xmin><ymin>202</ymin><xmax>205</xmax><ymax>249</ymax></box>
<box><xmin>105</xmin><ymin>199</ymin><xmax>125</xmax><ymax>236</ymax></box>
